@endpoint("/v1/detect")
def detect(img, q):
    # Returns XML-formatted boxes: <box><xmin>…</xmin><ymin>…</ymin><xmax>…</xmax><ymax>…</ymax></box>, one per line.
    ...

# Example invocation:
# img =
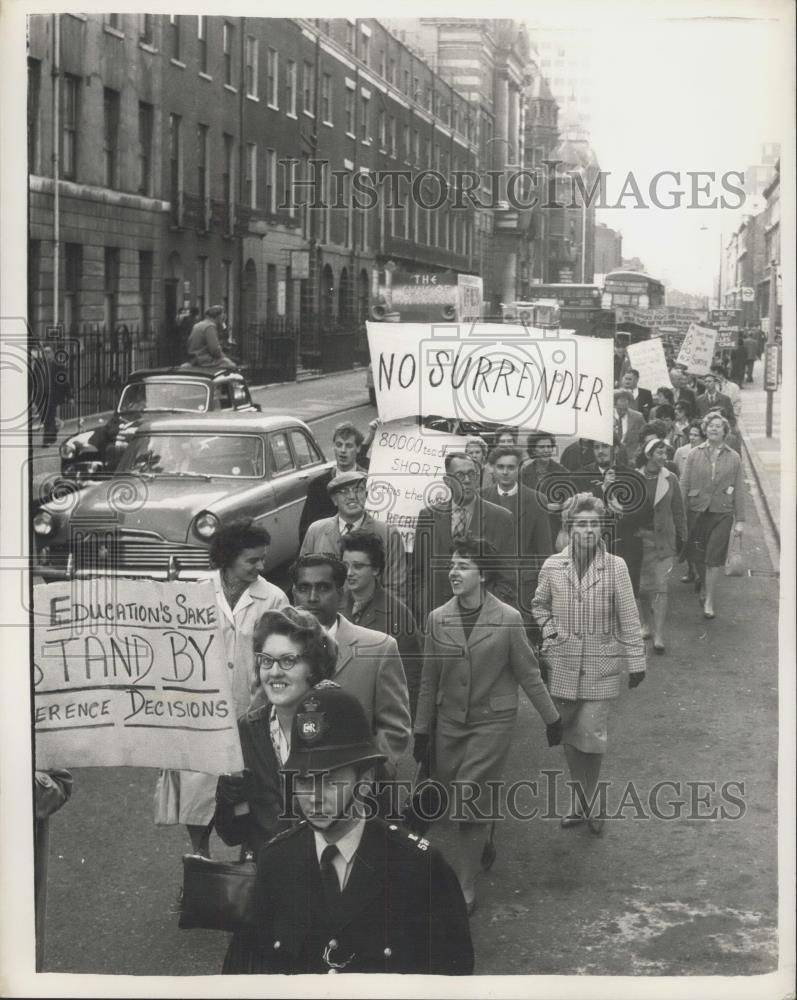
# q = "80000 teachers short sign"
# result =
<box><xmin>33</xmin><ymin>580</ymin><xmax>244</xmax><ymax>773</ymax></box>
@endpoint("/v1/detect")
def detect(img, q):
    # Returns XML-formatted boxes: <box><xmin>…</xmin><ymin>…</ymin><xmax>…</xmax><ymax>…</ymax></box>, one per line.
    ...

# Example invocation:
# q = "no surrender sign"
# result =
<box><xmin>33</xmin><ymin>579</ymin><xmax>244</xmax><ymax>773</ymax></box>
<box><xmin>367</xmin><ymin>321</ymin><xmax>614</xmax><ymax>444</ymax></box>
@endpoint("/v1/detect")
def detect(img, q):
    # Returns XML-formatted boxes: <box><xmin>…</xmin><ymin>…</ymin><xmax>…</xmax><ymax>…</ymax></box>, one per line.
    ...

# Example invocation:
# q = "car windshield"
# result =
<box><xmin>118</xmin><ymin>381</ymin><xmax>210</xmax><ymax>413</ymax></box>
<box><xmin>118</xmin><ymin>433</ymin><xmax>265</xmax><ymax>478</ymax></box>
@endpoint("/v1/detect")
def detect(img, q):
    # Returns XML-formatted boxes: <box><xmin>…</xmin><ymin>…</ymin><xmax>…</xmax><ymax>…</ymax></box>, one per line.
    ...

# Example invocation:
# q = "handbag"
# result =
<box><xmin>724</xmin><ymin>532</ymin><xmax>747</xmax><ymax>577</ymax></box>
<box><xmin>153</xmin><ymin>769</ymin><xmax>180</xmax><ymax>826</ymax></box>
<box><xmin>179</xmin><ymin>829</ymin><xmax>257</xmax><ymax>932</ymax></box>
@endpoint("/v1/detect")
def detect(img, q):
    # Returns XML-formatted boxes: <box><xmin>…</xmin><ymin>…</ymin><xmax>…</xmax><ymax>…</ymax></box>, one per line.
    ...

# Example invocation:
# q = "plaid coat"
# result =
<box><xmin>531</xmin><ymin>547</ymin><xmax>646</xmax><ymax>700</ymax></box>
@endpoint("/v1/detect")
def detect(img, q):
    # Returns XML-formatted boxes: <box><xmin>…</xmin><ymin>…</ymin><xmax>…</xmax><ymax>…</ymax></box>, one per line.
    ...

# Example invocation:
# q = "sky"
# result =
<box><xmin>561</xmin><ymin>9</ymin><xmax>791</xmax><ymax>296</ymax></box>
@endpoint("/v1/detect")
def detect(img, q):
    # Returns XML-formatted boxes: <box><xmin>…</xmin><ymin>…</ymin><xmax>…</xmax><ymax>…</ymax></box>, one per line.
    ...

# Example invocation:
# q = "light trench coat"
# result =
<box><xmin>171</xmin><ymin>572</ymin><xmax>289</xmax><ymax>827</ymax></box>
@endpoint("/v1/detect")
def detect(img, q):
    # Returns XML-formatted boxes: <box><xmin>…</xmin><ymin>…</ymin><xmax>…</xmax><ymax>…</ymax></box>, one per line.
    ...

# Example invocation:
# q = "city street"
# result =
<box><xmin>39</xmin><ymin>439</ymin><xmax>779</xmax><ymax>976</ymax></box>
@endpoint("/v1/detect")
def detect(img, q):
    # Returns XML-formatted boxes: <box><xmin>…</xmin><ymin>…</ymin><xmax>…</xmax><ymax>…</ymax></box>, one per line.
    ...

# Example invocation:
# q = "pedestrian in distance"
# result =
<box><xmin>185</xmin><ymin>305</ymin><xmax>236</xmax><ymax>368</ymax></box>
<box><xmin>222</xmin><ymin>683</ymin><xmax>474</xmax><ymax>974</ymax></box>
<box><xmin>214</xmin><ymin>607</ymin><xmax>338</xmax><ymax>860</ymax></box>
<box><xmin>482</xmin><ymin>425</ymin><xmax>520</xmax><ymax>488</ymax></box>
<box><xmin>633</xmin><ymin>439</ymin><xmax>687</xmax><ymax>653</ymax></box>
<box><xmin>413</xmin><ymin>535</ymin><xmax>563</xmax><ymax>913</ymax></box>
<box><xmin>696</xmin><ymin>370</ymin><xmax>737</xmax><ymax>427</ymax></box>
<box><xmin>730</xmin><ymin>334</ymin><xmax>747</xmax><ymax>389</ymax></box>
<box><xmin>613</xmin><ymin>390</ymin><xmax>646</xmax><ymax>464</ymax></box>
<box><xmin>680</xmin><ymin>414</ymin><xmax>745</xmax><ymax>620</ymax></box>
<box><xmin>619</xmin><ymin>368</ymin><xmax>654</xmax><ymax>419</ymax></box>
<box><xmin>668</xmin><ymin>367</ymin><xmax>697</xmax><ymax>411</ymax></box>
<box><xmin>532</xmin><ymin>494</ymin><xmax>647</xmax><ymax>835</ymax></box>
<box><xmin>174</xmin><ymin>305</ymin><xmax>198</xmax><ymax>365</ymax></box>
<box><xmin>743</xmin><ymin>331</ymin><xmax>760</xmax><ymax>383</ymax></box>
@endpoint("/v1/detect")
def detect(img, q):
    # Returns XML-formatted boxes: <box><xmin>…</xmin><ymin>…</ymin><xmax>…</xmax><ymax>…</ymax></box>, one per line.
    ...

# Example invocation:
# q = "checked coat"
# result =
<box><xmin>531</xmin><ymin>547</ymin><xmax>646</xmax><ymax>701</ymax></box>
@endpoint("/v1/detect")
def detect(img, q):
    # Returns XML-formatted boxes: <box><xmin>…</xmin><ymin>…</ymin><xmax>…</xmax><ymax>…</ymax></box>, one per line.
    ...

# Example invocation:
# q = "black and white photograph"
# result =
<box><xmin>0</xmin><ymin>1</ymin><xmax>794</xmax><ymax>996</ymax></box>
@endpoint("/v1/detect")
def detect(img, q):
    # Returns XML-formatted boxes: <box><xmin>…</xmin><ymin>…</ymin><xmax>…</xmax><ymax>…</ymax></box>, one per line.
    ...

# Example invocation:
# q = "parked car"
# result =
<box><xmin>33</xmin><ymin>413</ymin><xmax>333</xmax><ymax>580</ymax></box>
<box><xmin>58</xmin><ymin>366</ymin><xmax>260</xmax><ymax>484</ymax></box>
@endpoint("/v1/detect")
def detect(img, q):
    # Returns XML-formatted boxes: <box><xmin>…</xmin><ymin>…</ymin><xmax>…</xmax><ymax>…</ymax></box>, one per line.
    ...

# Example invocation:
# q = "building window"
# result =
<box><xmin>413</xmin><ymin>128</ymin><xmax>419</xmax><ymax>163</ymax></box>
<box><xmin>197</xmin><ymin>124</ymin><xmax>209</xmax><ymax>226</ymax></box>
<box><xmin>28</xmin><ymin>58</ymin><xmax>41</xmax><ymax>173</ymax></box>
<box><xmin>103</xmin><ymin>88</ymin><xmax>120</xmax><ymax>189</ymax></box>
<box><xmin>377</xmin><ymin>109</ymin><xmax>385</xmax><ymax>149</ymax></box>
<box><xmin>137</xmin><ymin>102</ymin><xmax>153</xmax><ymax>195</ymax></box>
<box><xmin>169</xmin><ymin>15</ymin><xmax>181</xmax><ymax>60</ymax></box>
<box><xmin>321</xmin><ymin>73</ymin><xmax>332</xmax><ymax>123</ymax></box>
<box><xmin>345</xmin><ymin>88</ymin><xmax>354</xmax><ymax>134</ymax></box>
<box><xmin>223</xmin><ymin>22</ymin><xmax>234</xmax><ymax>86</ymax></box>
<box><xmin>359</xmin><ymin>30</ymin><xmax>370</xmax><ymax>66</ymax></box>
<box><xmin>196</xmin><ymin>256</ymin><xmax>208</xmax><ymax>315</ymax></box>
<box><xmin>342</xmin><ymin>173</ymin><xmax>352</xmax><ymax>249</ymax></box>
<box><xmin>245</xmin><ymin>35</ymin><xmax>259</xmax><ymax>97</ymax></box>
<box><xmin>138</xmin><ymin>14</ymin><xmax>153</xmax><ymax>44</ymax></box>
<box><xmin>169</xmin><ymin>113</ymin><xmax>182</xmax><ymax>223</ymax></box>
<box><xmin>302</xmin><ymin>61</ymin><xmax>315</xmax><ymax>116</ymax></box>
<box><xmin>139</xmin><ymin>250</ymin><xmax>153</xmax><ymax>330</ymax></box>
<box><xmin>404</xmin><ymin>69</ymin><xmax>410</xmax><ymax>94</ymax></box>
<box><xmin>379</xmin><ymin>49</ymin><xmax>386</xmax><ymax>79</ymax></box>
<box><xmin>106</xmin><ymin>13</ymin><xmax>121</xmax><ymax>30</ymax></box>
<box><xmin>389</xmin><ymin>58</ymin><xmax>396</xmax><ymax>85</ymax></box>
<box><xmin>299</xmin><ymin>153</ymin><xmax>310</xmax><ymax>239</ymax></box>
<box><xmin>285</xmin><ymin>159</ymin><xmax>296</xmax><ymax>219</ymax></box>
<box><xmin>345</xmin><ymin>22</ymin><xmax>355</xmax><ymax>53</ymax></box>
<box><xmin>389</xmin><ymin>116</ymin><xmax>396</xmax><ymax>157</ymax></box>
<box><xmin>64</xmin><ymin>243</ymin><xmax>82</xmax><ymax>332</ymax></box>
<box><xmin>222</xmin><ymin>260</ymin><xmax>233</xmax><ymax>326</ymax></box>
<box><xmin>103</xmin><ymin>247</ymin><xmax>119</xmax><ymax>331</ymax></box>
<box><xmin>285</xmin><ymin>60</ymin><xmax>296</xmax><ymax>115</ymax></box>
<box><xmin>246</xmin><ymin>142</ymin><xmax>257</xmax><ymax>209</ymax></box>
<box><xmin>265</xmin><ymin>148</ymin><xmax>276</xmax><ymax>213</ymax></box>
<box><xmin>223</xmin><ymin>133</ymin><xmax>235</xmax><ymax>232</ymax></box>
<box><xmin>197</xmin><ymin>15</ymin><xmax>208</xmax><ymax>74</ymax></box>
<box><xmin>265</xmin><ymin>48</ymin><xmax>277</xmax><ymax>106</ymax></box>
<box><xmin>62</xmin><ymin>74</ymin><xmax>79</xmax><ymax>180</ymax></box>
<box><xmin>360</xmin><ymin>94</ymin><xmax>369</xmax><ymax>141</ymax></box>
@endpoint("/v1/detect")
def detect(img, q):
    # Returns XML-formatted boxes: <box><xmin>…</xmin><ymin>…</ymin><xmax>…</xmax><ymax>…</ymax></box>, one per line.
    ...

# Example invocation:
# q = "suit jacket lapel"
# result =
<box><xmin>333</xmin><ymin>616</ymin><xmax>354</xmax><ymax>675</ymax></box>
<box><xmin>436</xmin><ymin>596</ymin><xmax>467</xmax><ymax>652</ymax></box>
<box><xmin>467</xmin><ymin>592</ymin><xmax>502</xmax><ymax>651</ymax></box>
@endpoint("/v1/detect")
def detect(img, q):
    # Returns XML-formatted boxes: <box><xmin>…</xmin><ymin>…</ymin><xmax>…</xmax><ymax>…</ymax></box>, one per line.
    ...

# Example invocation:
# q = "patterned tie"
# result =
<box><xmin>320</xmin><ymin>843</ymin><xmax>341</xmax><ymax>907</ymax></box>
<box><xmin>451</xmin><ymin>506</ymin><xmax>467</xmax><ymax>537</ymax></box>
<box><xmin>342</xmin><ymin>522</ymin><xmax>353</xmax><ymax>534</ymax></box>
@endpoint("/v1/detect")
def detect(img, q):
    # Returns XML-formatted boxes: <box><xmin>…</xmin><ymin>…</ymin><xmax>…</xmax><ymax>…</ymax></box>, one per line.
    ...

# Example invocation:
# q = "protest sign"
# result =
<box><xmin>626</xmin><ymin>337</ymin><xmax>671</xmax><ymax>391</ymax></box>
<box><xmin>367</xmin><ymin>321</ymin><xmax>614</xmax><ymax>444</ymax></box>
<box><xmin>365</xmin><ymin>421</ymin><xmax>466</xmax><ymax>552</ymax></box>
<box><xmin>33</xmin><ymin>579</ymin><xmax>244</xmax><ymax>773</ymax></box>
<box><xmin>676</xmin><ymin>323</ymin><xmax>718</xmax><ymax>374</ymax></box>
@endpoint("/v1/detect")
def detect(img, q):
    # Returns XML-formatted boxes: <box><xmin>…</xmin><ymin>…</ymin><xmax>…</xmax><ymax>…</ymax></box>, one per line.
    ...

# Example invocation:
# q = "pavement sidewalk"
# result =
<box><xmin>736</xmin><ymin>358</ymin><xmax>783</xmax><ymax>543</ymax></box>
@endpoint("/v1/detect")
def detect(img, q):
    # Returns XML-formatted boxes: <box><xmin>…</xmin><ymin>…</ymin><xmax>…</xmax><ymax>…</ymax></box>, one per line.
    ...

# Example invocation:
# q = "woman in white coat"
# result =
<box><xmin>165</xmin><ymin>519</ymin><xmax>288</xmax><ymax>858</ymax></box>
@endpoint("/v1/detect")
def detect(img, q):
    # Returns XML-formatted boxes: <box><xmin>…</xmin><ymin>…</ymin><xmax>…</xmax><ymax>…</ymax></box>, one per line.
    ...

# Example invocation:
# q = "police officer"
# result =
<box><xmin>222</xmin><ymin>682</ymin><xmax>474</xmax><ymax>975</ymax></box>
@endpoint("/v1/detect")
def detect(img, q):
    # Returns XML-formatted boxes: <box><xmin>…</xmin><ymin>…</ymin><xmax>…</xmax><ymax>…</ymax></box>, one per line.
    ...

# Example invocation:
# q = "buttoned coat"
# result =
<box><xmin>531</xmin><ymin>548</ymin><xmax>646</xmax><ymax>701</ymax></box>
<box><xmin>414</xmin><ymin>592</ymin><xmax>559</xmax><ymax>736</ymax></box>
<box><xmin>332</xmin><ymin>614</ymin><xmax>411</xmax><ymax>769</ymax></box>
<box><xmin>222</xmin><ymin>819</ymin><xmax>473</xmax><ymax>975</ymax></box>
<box><xmin>615</xmin><ymin>407</ymin><xmax>645</xmax><ymax>460</ymax></box>
<box><xmin>298</xmin><ymin>462</ymin><xmax>369</xmax><ymax>544</ymax></box>
<box><xmin>412</xmin><ymin>498</ymin><xmax>516</xmax><ymax>625</ymax></box>
<box><xmin>481</xmin><ymin>483</ymin><xmax>553</xmax><ymax>614</ymax></box>
<box><xmin>301</xmin><ymin>512</ymin><xmax>407</xmax><ymax>600</ymax></box>
<box><xmin>679</xmin><ymin>441</ymin><xmax>745</xmax><ymax>521</ymax></box>
<box><xmin>646</xmin><ymin>467</ymin><xmax>687</xmax><ymax>559</ymax></box>
<box><xmin>696</xmin><ymin>391</ymin><xmax>736</xmax><ymax>425</ymax></box>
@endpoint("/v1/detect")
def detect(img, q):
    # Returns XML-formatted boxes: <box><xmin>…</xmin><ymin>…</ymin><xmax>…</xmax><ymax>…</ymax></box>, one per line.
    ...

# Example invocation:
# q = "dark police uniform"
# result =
<box><xmin>223</xmin><ymin>817</ymin><xmax>473</xmax><ymax>975</ymax></box>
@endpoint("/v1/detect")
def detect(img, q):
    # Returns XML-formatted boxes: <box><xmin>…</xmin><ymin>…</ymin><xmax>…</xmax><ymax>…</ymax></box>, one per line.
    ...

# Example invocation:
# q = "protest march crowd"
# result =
<box><xmin>34</xmin><ymin>306</ymin><xmax>754</xmax><ymax>976</ymax></box>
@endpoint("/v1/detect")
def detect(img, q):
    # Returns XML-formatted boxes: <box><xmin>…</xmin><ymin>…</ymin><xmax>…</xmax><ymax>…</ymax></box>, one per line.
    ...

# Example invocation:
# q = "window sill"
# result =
<box><xmin>323</xmin><ymin>120</ymin><xmax>334</xmax><ymax>128</ymax></box>
<box><xmin>361</xmin><ymin>139</ymin><xmax>371</xmax><ymax>147</ymax></box>
<box><xmin>286</xmin><ymin>112</ymin><xmax>298</xmax><ymax>120</ymax></box>
<box><xmin>67</xmin><ymin>13</ymin><xmax>88</xmax><ymax>21</ymax></box>
<box><xmin>302</xmin><ymin>109</ymin><xmax>316</xmax><ymax>120</ymax></box>
<box><xmin>346</xmin><ymin>132</ymin><xmax>356</xmax><ymax>140</ymax></box>
<box><xmin>224</xmin><ymin>83</ymin><xmax>238</xmax><ymax>94</ymax></box>
<box><xmin>267</xmin><ymin>102</ymin><xmax>279</xmax><ymax>111</ymax></box>
<box><xmin>138</xmin><ymin>41</ymin><xmax>158</xmax><ymax>54</ymax></box>
<box><xmin>247</xmin><ymin>93</ymin><xmax>260</xmax><ymax>102</ymax></box>
<box><xmin>104</xmin><ymin>25</ymin><xmax>125</xmax><ymax>38</ymax></box>
<box><xmin>170</xmin><ymin>58</ymin><xmax>186</xmax><ymax>69</ymax></box>
<box><xmin>199</xmin><ymin>72</ymin><xmax>213</xmax><ymax>81</ymax></box>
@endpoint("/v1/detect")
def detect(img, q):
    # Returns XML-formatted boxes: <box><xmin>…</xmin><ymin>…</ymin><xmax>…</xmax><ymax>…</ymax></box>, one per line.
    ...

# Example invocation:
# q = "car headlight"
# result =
<box><xmin>193</xmin><ymin>511</ymin><xmax>219</xmax><ymax>540</ymax></box>
<box><xmin>60</xmin><ymin>440</ymin><xmax>77</xmax><ymax>460</ymax></box>
<box><xmin>33</xmin><ymin>511</ymin><xmax>55</xmax><ymax>536</ymax></box>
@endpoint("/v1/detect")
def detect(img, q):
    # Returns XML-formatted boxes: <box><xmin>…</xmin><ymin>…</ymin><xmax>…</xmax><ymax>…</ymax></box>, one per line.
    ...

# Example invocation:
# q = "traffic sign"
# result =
<box><xmin>764</xmin><ymin>345</ymin><xmax>780</xmax><ymax>391</ymax></box>
<box><xmin>742</xmin><ymin>287</ymin><xmax>755</xmax><ymax>302</ymax></box>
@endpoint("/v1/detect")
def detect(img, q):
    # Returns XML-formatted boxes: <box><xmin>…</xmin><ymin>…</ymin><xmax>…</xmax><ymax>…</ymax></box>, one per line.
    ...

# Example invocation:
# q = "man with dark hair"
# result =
<box><xmin>481</xmin><ymin>446</ymin><xmax>553</xmax><ymax>617</ymax></box>
<box><xmin>412</xmin><ymin>452</ymin><xmax>516</xmax><ymax>625</ymax></box>
<box><xmin>696</xmin><ymin>371</ymin><xmax>736</xmax><ymax>426</ymax></box>
<box><xmin>186</xmin><ymin>305</ymin><xmax>236</xmax><ymax>368</ymax></box>
<box><xmin>620</xmin><ymin>368</ymin><xmax>653</xmax><ymax>419</ymax></box>
<box><xmin>614</xmin><ymin>389</ymin><xmax>645</xmax><ymax>463</ymax></box>
<box><xmin>340</xmin><ymin>530</ymin><xmax>422</xmax><ymax>719</ymax></box>
<box><xmin>298</xmin><ymin>419</ymin><xmax>378</xmax><ymax>543</ymax></box>
<box><xmin>290</xmin><ymin>554</ymin><xmax>411</xmax><ymax>774</ymax></box>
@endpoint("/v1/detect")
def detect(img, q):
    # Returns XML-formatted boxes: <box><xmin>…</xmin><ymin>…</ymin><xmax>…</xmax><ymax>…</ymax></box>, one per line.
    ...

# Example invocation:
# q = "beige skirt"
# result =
<box><xmin>553</xmin><ymin>698</ymin><xmax>611</xmax><ymax>755</ymax></box>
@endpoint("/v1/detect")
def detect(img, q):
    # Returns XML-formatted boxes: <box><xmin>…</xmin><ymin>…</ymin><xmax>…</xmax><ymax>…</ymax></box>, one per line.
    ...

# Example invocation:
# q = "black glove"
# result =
<box><xmin>216</xmin><ymin>769</ymin><xmax>251</xmax><ymax>806</ymax></box>
<box><xmin>412</xmin><ymin>733</ymin><xmax>430</xmax><ymax>768</ymax></box>
<box><xmin>546</xmin><ymin>717</ymin><xmax>564</xmax><ymax>747</ymax></box>
<box><xmin>628</xmin><ymin>672</ymin><xmax>646</xmax><ymax>689</ymax></box>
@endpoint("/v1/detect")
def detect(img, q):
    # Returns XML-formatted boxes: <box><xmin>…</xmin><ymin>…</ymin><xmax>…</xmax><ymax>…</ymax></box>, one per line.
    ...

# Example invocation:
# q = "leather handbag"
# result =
<box><xmin>179</xmin><ymin>826</ymin><xmax>257</xmax><ymax>932</ymax></box>
<box><xmin>724</xmin><ymin>533</ymin><xmax>746</xmax><ymax>577</ymax></box>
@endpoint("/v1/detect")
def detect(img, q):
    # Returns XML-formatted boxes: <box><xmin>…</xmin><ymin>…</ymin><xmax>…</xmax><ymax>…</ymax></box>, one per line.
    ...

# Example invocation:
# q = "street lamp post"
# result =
<box><xmin>765</xmin><ymin>257</ymin><xmax>778</xmax><ymax>438</ymax></box>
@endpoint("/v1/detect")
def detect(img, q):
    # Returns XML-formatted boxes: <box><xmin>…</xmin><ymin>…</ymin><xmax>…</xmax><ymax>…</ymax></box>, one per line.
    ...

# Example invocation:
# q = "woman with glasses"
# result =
<box><xmin>214</xmin><ymin>607</ymin><xmax>338</xmax><ymax>858</ymax></box>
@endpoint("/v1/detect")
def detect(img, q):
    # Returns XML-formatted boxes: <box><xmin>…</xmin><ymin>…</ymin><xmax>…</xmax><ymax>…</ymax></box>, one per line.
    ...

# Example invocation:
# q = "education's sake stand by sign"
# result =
<box><xmin>33</xmin><ymin>580</ymin><xmax>244</xmax><ymax>773</ymax></box>
<box><xmin>366</xmin><ymin>322</ymin><xmax>614</xmax><ymax>444</ymax></box>
<box><xmin>676</xmin><ymin>323</ymin><xmax>718</xmax><ymax>375</ymax></box>
<box><xmin>626</xmin><ymin>337</ymin><xmax>671</xmax><ymax>392</ymax></box>
<box><xmin>365</xmin><ymin>422</ymin><xmax>466</xmax><ymax>553</ymax></box>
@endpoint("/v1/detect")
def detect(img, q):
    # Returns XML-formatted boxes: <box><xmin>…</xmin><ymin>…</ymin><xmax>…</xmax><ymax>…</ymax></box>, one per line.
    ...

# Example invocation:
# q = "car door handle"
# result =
<box><xmin>298</xmin><ymin>474</ymin><xmax>310</xmax><ymax>480</ymax></box>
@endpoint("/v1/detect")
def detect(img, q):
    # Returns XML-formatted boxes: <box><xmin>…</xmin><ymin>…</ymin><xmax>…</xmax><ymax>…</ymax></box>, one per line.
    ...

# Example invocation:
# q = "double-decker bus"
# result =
<box><xmin>602</xmin><ymin>270</ymin><xmax>666</xmax><ymax>342</ymax></box>
<box><xmin>503</xmin><ymin>283</ymin><xmax>615</xmax><ymax>338</ymax></box>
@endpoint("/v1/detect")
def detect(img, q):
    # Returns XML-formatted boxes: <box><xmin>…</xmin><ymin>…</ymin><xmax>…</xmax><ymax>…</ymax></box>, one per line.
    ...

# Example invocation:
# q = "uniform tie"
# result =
<box><xmin>320</xmin><ymin>843</ymin><xmax>341</xmax><ymax>906</ymax></box>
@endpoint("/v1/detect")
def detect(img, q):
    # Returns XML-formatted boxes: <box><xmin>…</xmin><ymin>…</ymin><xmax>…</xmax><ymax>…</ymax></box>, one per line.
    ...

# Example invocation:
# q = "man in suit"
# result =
<box><xmin>669</xmin><ymin>366</ymin><xmax>697</xmax><ymax>411</ymax></box>
<box><xmin>339</xmin><ymin>530</ymin><xmax>423</xmax><ymax>720</ymax></box>
<box><xmin>300</xmin><ymin>469</ymin><xmax>407</xmax><ymax>600</ymax></box>
<box><xmin>481</xmin><ymin>446</ymin><xmax>553</xmax><ymax>618</ymax></box>
<box><xmin>298</xmin><ymin>420</ymin><xmax>377</xmax><ymax>544</ymax></box>
<box><xmin>620</xmin><ymin>368</ymin><xmax>653</xmax><ymax>419</ymax></box>
<box><xmin>290</xmin><ymin>554</ymin><xmax>411</xmax><ymax>775</ymax></box>
<box><xmin>412</xmin><ymin>451</ymin><xmax>516</xmax><ymax>625</ymax></box>
<box><xmin>696</xmin><ymin>371</ymin><xmax>736</xmax><ymax>426</ymax></box>
<box><xmin>224</xmin><ymin>684</ymin><xmax>472</xmax><ymax>975</ymax></box>
<box><xmin>614</xmin><ymin>390</ymin><xmax>645</xmax><ymax>464</ymax></box>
